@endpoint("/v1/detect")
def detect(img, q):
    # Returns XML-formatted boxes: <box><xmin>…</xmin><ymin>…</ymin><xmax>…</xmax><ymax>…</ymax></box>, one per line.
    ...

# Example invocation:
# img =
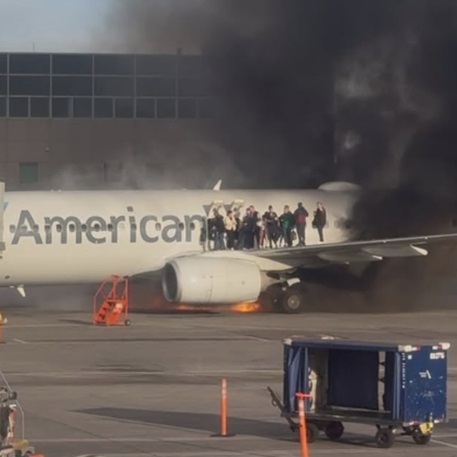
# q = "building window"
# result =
<box><xmin>136</xmin><ymin>98</ymin><xmax>155</xmax><ymax>118</ymax></box>
<box><xmin>52</xmin><ymin>98</ymin><xmax>71</xmax><ymax>117</ymax></box>
<box><xmin>178</xmin><ymin>99</ymin><xmax>197</xmax><ymax>119</ymax></box>
<box><xmin>103</xmin><ymin>162</ymin><xmax>123</xmax><ymax>183</ymax></box>
<box><xmin>0</xmin><ymin>98</ymin><xmax>5</xmax><ymax>117</ymax></box>
<box><xmin>95</xmin><ymin>76</ymin><xmax>134</xmax><ymax>97</ymax></box>
<box><xmin>94</xmin><ymin>55</ymin><xmax>134</xmax><ymax>75</ymax></box>
<box><xmin>0</xmin><ymin>76</ymin><xmax>5</xmax><ymax>95</ymax></box>
<box><xmin>94</xmin><ymin>98</ymin><xmax>113</xmax><ymax>118</ymax></box>
<box><xmin>19</xmin><ymin>162</ymin><xmax>39</xmax><ymax>184</ymax></box>
<box><xmin>10</xmin><ymin>76</ymin><xmax>50</xmax><ymax>96</ymax></box>
<box><xmin>52</xmin><ymin>54</ymin><xmax>92</xmax><ymax>75</ymax></box>
<box><xmin>52</xmin><ymin>76</ymin><xmax>92</xmax><ymax>96</ymax></box>
<box><xmin>156</xmin><ymin>98</ymin><xmax>176</xmax><ymax>118</ymax></box>
<box><xmin>198</xmin><ymin>98</ymin><xmax>214</xmax><ymax>118</ymax></box>
<box><xmin>30</xmin><ymin>98</ymin><xmax>50</xmax><ymax>118</ymax></box>
<box><xmin>9</xmin><ymin>98</ymin><xmax>29</xmax><ymax>117</ymax></box>
<box><xmin>114</xmin><ymin>98</ymin><xmax>133</xmax><ymax>118</ymax></box>
<box><xmin>136</xmin><ymin>77</ymin><xmax>175</xmax><ymax>97</ymax></box>
<box><xmin>9</xmin><ymin>54</ymin><xmax>50</xmax><ymax>74</ymax></box>
<box><xmin>0</xmin><ymin>54</ymin><xmax>6</xmax><ymax>74</ymax></box>
<box><xmin>136</xmin><ymin>55</ymin><xmax>176</xmax><ymax>76</ymax></box>
<box><xmin>73</xmin><ymin>98</ymin><xmax>92</xmax><ymax>118</ymax></box>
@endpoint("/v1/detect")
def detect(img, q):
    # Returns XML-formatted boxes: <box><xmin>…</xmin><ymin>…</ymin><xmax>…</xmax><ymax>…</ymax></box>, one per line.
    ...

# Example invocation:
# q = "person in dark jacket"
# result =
<box><xmin>293</xmin><ymin>202</ymin><xmax>309</xmax><ymax>246</ymax></box>
<box><xmin>279</xmin><ymin>205</ymin><xmax>295</xmax><ymax>247</ymax></box>
<box><xmin>210</xmin><ymin>208</ymin><xmax>226</xmax><ymax>250</ymax></box>
<box><xmin>312</xmin><ymin>201</ymin><xmax>327</xmax><ymax>242</ymax></box>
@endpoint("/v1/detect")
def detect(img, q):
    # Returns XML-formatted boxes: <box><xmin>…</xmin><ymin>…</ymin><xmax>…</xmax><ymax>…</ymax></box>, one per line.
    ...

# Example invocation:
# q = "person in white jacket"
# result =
<box><xmin>224</xmin><ymin>209</ymin><xmax>237</xmax><ymax>250</ymax></box>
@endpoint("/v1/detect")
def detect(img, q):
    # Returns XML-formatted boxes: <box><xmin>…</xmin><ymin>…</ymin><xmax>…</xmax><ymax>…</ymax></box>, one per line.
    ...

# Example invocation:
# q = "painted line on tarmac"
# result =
<box><xmin>244</xmin><ymin>335</ymin><xmax>273</xmax><ymax>342</ymax></box>
<box><xmin>12</xmin><ymin>338</ymin><xmax>28</xmax><ymax>344</ymax></box>
<box><xmin>432</xmin><ymin>438</ymin><xmax>457</xmax><ymax>449</ymax></box>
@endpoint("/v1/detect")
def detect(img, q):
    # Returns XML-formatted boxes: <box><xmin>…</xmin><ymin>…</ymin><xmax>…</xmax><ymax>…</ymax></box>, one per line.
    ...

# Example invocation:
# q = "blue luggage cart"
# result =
<box><xmin>267</xmin><ymin>337</ymin><xmax>450</xmax><ymax>448</ymax></box>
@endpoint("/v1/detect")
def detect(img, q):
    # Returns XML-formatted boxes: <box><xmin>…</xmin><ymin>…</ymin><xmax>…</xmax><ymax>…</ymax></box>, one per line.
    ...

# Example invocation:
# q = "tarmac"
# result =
<box><xmin>0</xmin><ymin>305</ymin><xmax>457</xmax><ymax>457</ymax></box>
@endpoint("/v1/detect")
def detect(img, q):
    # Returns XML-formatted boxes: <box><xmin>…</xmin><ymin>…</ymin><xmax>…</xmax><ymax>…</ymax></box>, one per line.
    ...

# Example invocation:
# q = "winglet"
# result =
<box><xmin>212</xmin><ymin>179</ymin><xmax>222</xmax><ymax>191</ymax></box>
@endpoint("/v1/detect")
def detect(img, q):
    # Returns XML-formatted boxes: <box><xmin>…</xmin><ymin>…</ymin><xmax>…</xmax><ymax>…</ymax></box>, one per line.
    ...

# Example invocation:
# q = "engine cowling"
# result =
<box><xmin>162</xmin><ymin>257</ymin><xmax>262</xmax><ymax>304</ymax></box>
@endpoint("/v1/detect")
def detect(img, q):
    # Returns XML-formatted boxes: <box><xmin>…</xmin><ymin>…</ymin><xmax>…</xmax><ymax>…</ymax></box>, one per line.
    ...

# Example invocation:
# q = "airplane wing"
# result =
<box><xmin>244</xmin><ymin>233</ymin><xmax>457</xmax><ymax>269</ymax></box>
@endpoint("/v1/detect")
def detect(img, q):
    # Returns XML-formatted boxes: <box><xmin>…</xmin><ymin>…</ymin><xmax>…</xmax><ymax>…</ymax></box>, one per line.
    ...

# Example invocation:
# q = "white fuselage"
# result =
<box><xmin>0</xmin><ymin>189</ymin><xmax>358</xmax><ymax>286</ymax></box>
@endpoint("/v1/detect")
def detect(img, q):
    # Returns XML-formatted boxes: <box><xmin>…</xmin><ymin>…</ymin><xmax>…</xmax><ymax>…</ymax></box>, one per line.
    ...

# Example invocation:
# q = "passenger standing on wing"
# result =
<box><xmin>200</xmin><ymin>220</ymin><xmax>208</xmax><ymax>251</ymax></box>
<box><xmin>312</xmin><ymin>201</ymin><xmax>327</xmax><ymax>242</ymax></box>
<box><xmin>239</xmin><ymin>207</ymin><xmax>256</xmax><ymax>249</ymax></box>
<box><xmin>279</xmin><ymin>205</ymin><xmax>295</xmax><ymax>247</ymax></box>
<box><xmin>234</xmin><ymin>210</ymin><xmax>242</xmax><ymax>249</ymax></box>
<box><xmin>212</xmin><ymin>208</ymin><xmax>226</xmax><ymax>250</ymax></box>
<box><xmin>294</xmin><ymin>202</ymin><xmax>309</xmax><ymax>246</ymax></box>
<box><xmin>250</xmin><ymin>205</ymin><xmax>262</xmax><ymax>249</ymax></box>
<box><xmin>263</xmin><ymin>205</ymin><xmax>279</xmax><ymax>248</ymax></box>
<box><xmin>224</xmin><ymin>209</ymin><xmax>237</xmax><ymax>250</ymax></box>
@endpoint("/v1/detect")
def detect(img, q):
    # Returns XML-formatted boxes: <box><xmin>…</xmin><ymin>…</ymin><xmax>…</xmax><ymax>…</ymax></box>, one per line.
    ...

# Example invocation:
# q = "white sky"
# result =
<box><xmin>0</xmin><ymin>0</ymin><xmax>113</xmax><ymax>52</ymax></box>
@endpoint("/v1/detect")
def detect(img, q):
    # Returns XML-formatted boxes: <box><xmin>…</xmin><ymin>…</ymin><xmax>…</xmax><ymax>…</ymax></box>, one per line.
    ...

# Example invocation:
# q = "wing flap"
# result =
<box><xmin>318</xmin><ymin>251</ymin><xmax>383</xmax><ymax>264</ymax></box>
<box><xmin>363</xmin><ymin>245</ymin><xmax>428</xmax><ymax>258</ymax></box>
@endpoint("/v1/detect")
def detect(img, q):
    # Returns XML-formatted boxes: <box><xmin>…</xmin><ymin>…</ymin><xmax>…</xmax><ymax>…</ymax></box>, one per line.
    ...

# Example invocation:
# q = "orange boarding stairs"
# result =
<box><xmin>92</xmin><ymin>275</ymin><xmax>131</xmax><ymax>326</ymax></box>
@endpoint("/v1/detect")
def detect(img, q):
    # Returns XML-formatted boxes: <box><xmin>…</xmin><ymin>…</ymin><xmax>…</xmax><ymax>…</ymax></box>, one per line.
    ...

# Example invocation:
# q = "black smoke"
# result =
<box><xmin>105</xmin><ymin>0</ymin><xmax>457</xmax><ymax>311</ymax></box>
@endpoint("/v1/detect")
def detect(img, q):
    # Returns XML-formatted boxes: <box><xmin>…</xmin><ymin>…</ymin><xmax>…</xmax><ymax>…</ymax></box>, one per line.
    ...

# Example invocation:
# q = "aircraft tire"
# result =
<box><xmin>280</xmin><ymin>285</ymin><xmax>306</xmax><ymax>314</ymax></box>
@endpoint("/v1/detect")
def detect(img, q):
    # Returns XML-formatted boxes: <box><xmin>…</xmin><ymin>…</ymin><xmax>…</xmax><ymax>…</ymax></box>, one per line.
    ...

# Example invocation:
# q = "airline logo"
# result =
<box><xmin>10</xmin><ymin>207</ymin><xmax>207</xmax><ymax>245</ymax></box>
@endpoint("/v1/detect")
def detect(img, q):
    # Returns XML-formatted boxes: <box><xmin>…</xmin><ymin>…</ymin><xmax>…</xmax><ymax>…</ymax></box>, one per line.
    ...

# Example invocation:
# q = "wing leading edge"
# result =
<box><xmin>247</xmin><ymin>232</ymin><xmax>457</xmax><ymax>268</ymax></box>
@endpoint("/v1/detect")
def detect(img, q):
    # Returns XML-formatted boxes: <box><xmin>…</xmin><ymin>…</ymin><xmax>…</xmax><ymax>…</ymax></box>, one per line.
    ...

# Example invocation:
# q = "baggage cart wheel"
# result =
<box><xmin>412</xmin><ymin>431</ymin><xmax>432</xmax><ymax>445</ymax></box>
<box><xmin>325</xmin><ymin>421</ymin><xmax>344</xmax><ymax>440</ymax></box>
<box><xmin>306</xmin><ymin>422</ymin><xmax>319</xmax><ymax>443</ymax></box>
<box><xmin>124</xmin><ymin>319</ymin><xmax>131</xmax><ymax>326</ymax></box>
<box><xmin>375</xmin><ymin>428</ymin><xmax>395</xmax><ymax>448</ymax></box>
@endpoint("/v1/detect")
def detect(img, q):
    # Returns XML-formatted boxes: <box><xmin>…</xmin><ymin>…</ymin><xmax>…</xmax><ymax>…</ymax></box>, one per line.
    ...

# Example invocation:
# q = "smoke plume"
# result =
<box><xmin>98</xmin><ymin>0</ymin><xmax>457</xmax><ymax>311</ymax></box>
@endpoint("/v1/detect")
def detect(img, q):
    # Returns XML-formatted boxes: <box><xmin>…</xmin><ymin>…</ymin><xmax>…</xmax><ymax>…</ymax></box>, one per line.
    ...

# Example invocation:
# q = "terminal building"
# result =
<box><xmin>0</xmin><ymin>51</ymin><xmax>217</xmax><ymax>190</ymax></box>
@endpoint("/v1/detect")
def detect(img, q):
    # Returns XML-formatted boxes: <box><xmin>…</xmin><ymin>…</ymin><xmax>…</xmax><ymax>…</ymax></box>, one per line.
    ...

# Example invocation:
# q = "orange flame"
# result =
<box><xmin>170</xmin><ymin>302</ymin><xmax>262</xmax><ymax>313</ymax></box>
<box><xmin>229</xmin><ymin>302</ymin><xmax>262</xmax><ymax>313</ymax></box>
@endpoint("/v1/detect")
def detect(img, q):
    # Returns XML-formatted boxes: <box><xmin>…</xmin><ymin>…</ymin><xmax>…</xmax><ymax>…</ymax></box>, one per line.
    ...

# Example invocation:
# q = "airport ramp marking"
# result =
<box><xmin>432</xmin><ymin>438</ymin><xmax>457</xmax><ymax>449</ymax></box>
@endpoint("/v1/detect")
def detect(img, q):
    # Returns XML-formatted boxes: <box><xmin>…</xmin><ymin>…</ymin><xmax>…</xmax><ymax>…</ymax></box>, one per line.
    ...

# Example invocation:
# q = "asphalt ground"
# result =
<box><xmin>0</xmin><ymin>306</ymin><xmax>456</xmax><ymax>456</ymax></box>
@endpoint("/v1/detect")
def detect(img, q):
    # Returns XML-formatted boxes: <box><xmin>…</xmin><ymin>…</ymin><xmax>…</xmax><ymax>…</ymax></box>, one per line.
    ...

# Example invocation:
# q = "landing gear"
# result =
<box><xmin>280</xmin><ymin>285</ymin><xmax>306</xmax><ymax>314</ymax></box>
<box><xmin>262</xmin><ymin>283</ymin><xmax>307</xmax><ymax>314</ymax></box>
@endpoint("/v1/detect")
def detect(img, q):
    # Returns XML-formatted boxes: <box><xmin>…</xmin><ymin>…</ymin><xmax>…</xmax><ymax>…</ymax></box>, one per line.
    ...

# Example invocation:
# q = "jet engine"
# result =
<box><xmin>162</xmin><ymin>257</ymin><xmax>262</xmax><ymax>304</ymax></box>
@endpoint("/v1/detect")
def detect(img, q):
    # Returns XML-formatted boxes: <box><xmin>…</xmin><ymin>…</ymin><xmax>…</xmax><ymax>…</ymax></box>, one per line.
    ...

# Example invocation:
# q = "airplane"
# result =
<box><xmin>0</xmin><ymin>179</ymin><xmax>456</xmax><ymax>314</ymax></box>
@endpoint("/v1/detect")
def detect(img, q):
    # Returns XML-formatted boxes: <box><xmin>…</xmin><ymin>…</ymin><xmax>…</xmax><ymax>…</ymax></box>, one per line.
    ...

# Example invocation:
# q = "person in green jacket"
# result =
<box><xmin>279</xmin><ymin>205</ymin><xmax>295</xmax><ymax>247</ymax></box>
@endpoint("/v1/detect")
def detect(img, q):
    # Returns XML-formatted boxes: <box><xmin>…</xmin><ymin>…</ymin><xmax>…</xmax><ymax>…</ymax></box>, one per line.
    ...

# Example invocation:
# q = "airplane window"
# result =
<box><xmin>44</xmin><ymin>225</ymin><xmax>50</xmax><ymax>232</ymax></box>
<box><xmin>155</xmin><ymin>223</ymin><xmax>161</xmax><ymax>230</ymax></box>
<box><xmin>56</xmin><ymin>224</ymin><xmax>62</xmax><ymax>232</ymax></box>
<box><xmin>93</xmin><ymin>224</ymin><xmax>101</xmax><ymax>232</ymax></box>
<box><xmin>178</xmin><ymin>223</ymin><xmax>184</xmax><ymax>230</ymax></box>
<box><xmin>69</xmin><ymin>224</ymin><xmax>75</xmax><ymax>232</ymax></box>
<box><xmin>107</xmin><ymin>224</ymin><xmax>113</xmax><ymax>231</ymax></box>
<box><xmin>9</xmin><ymin>225</ymin><xmax>15</xmax><ymax>233</ymax></box>
<box><xmin>20</xmin><ymin>225</ymin><xmax>28</xmax><ymax>233</ymax></box>
<box><xmin>189</xmin><ymin>222</ymin><xmax>196</xmax><ymax>230</ymax></box>
<box><xmin>32</xmin><ymin>225</ymin><xmax>39</xmax><ymax>232</ymax></box>
<box><xmin>130</xmin><ymin>223</ymin><xmax>137</xmax><ymax>231</ymax></box>
<box><xmin>81</xmin><ymin>224</ymin><xmax>87</xmax><ymax>231</ymax></box>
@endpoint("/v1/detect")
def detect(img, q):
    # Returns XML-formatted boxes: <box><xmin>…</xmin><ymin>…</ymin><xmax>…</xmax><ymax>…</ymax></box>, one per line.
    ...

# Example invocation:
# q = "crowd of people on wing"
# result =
<box><xmin>203</xmin><ymin>201</ymin><xmax>327</xmax><ymax>251</ymax></box>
